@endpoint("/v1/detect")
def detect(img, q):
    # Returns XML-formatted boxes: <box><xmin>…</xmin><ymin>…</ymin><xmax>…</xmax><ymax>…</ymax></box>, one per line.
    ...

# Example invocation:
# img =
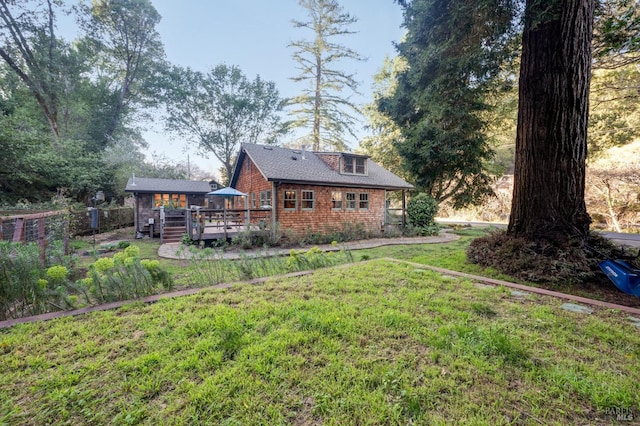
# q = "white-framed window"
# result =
<box><xmin>331</xmin><ymin>191</ymin><xmax>343</xmax><ymax>210</ymax></box>
<box><xmin>359</xmin><ymin>193</ymin><xmax>369</xmax><ymax>210</ymax></box>
<box><xmin>251</xmin><ymin>192</ymin><xmax>256</xmax><ymax>208</ymax></box>
<box><xmin>301</xmin><ymin>190</ymin><xmax>314</xmax><ymax>210</ymax></box>
<box><xmin>346</xmin><ymin>192</ymin><xmax>356</xmax><ymax>210</ymax></box>
<box><xmin>284</xmin><ymin>190</ymin><xmax>297</xmax><ymax>210</ymax></box>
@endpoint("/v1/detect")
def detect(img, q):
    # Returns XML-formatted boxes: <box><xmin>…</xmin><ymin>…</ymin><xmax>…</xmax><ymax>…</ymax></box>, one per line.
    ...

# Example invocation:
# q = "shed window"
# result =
<box><xmin>154</xmin><ymin>193</ymin><xmax>186</xmax><ymax>208</ymax></box>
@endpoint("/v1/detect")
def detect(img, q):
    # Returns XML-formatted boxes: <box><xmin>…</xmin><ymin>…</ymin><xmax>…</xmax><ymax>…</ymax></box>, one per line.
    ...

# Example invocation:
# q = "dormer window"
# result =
<box><xmin>341</xmin><ymin>155</ymin><xmax>368</xmax><ymax>175</ymax></box>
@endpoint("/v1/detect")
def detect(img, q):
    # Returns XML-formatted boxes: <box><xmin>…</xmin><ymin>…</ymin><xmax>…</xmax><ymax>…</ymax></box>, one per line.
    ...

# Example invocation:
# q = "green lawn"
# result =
<box><xmin>2</xmin><ymin>258</ymin><xmax>638</xmax><ymax>425</ymax></box>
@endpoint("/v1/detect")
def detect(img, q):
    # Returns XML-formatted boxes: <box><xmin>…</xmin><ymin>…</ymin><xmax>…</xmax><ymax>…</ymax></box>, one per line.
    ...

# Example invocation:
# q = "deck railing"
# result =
<box><xmin>188</xmin><ymin>207</ymin><xmax>272</xmax><ymax>240</ymax></box>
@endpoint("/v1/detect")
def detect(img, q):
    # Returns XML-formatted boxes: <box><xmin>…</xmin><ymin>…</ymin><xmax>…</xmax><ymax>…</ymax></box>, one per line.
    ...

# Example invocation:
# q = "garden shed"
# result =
<box><xmin>125</xmin><ymin>177</ymin><xmax>217</xmax><ymax>240</ymax></box>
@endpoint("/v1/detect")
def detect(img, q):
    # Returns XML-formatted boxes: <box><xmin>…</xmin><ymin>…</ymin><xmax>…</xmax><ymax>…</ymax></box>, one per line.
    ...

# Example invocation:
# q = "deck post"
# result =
<box><xmin>245</xmin><ymin>195</ymin><xmax>250</xmax><ymax>230</ymax></box>
<box><xmin>271</xmin><ymin>182</ymin><xmax>277</xmax><ymax>230</ymax></box>
<box><xmin>402</xmin><ymin>190</ymin><xmax>407</xmax><ymax>228</ymax></box>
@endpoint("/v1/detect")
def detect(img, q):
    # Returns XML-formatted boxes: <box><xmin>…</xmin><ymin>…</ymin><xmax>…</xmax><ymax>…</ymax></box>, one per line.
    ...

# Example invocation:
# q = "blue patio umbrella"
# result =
<box><xmin>207</xmin><ymin>187</ymin><xmax>247</xmax><ymax>197</ymax></box>
<box><xmin>206</xmin><ymin>187</ymin><xmax>248</xmax><ymax>238</ymax></box>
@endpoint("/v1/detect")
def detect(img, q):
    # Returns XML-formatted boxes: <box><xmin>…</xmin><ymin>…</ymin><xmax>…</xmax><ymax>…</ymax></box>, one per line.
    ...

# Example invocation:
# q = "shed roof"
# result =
<box><xmin>230</xmin><ymin>143</ymin><xmax>413</xmax><ymax>190</ymax></box>
<box><xmin>124</xmin><ymin>177</ymin><xmax>212</xmax><ymax>194</ymax></box>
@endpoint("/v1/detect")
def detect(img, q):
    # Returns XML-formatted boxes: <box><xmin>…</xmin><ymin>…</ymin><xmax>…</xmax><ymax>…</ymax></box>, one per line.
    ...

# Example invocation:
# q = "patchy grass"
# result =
<box><xmin>1</xmin><ymin>259</ymin><xmax>639</xmax><ymax>424</ymax></box>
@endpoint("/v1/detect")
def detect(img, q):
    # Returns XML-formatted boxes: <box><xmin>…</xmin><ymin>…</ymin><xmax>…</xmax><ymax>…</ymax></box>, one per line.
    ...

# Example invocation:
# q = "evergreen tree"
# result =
<box><xmin>380</xmin><ymin>0</ymin><xmax>518</xmax><ymax>208</ymax></box>
<box><xmin>288</xmin><ymin>0</ymin><xmax>365</xmax><ymax>152</ymax></box>
<box><xmin>507</xmin><ymin>0</ymin><xmax>595</xmax><ymax>244</ymax></box>
<box><xmin>358</xmin><ymin>55</ymin><xmax>408</xmax><ymax>180</ymax></box>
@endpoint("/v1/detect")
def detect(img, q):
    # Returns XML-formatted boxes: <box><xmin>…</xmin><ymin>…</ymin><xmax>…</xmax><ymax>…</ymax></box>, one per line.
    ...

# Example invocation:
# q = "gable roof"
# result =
<box><xmin>124</xmin><ymin>177</ymin><xmax>212</xmax><ymax>194</ymax></box>
<box><xmin>230</xmin><ymin>143</ymin><xmax>413</xmax><ymax>190</ymax></box>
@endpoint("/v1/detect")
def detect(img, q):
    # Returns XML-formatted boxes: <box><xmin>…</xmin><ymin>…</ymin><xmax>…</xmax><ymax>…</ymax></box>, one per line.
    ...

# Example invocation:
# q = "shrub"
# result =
<box><xmin>0</xmin><ymin>242</ymin><xmax>48</xmax><ymax>320</ymax></box>
<box><xmin>407</xmin><ymin>193</ymin><xmax>439</xmax><ymax>228</ymax></box>
<box><xmin>407</xmin><ymin>193</ymin><xmax>439</xmax><ymax>236</ymax></box>
<box><xmin>0</xmin><ymin>242</ymin><xmax>87</xmax><ymax>320</ymax></box>
<box><xmin>85</xmin><ymin>245</ymin><xmax>173</xmax><ymax>303</ymax></box>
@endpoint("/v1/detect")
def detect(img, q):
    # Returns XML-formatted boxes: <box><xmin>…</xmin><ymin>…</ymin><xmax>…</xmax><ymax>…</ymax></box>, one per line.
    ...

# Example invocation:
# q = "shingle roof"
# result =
<box><xmin>124</xmin><ymin>177</ymin><xmax>212</xmax><ymax>193</ymax></box>
<box><xmin>231</xmin><ymin>143</ymin><xmax>413</xmax><ymax>190</ymax></box>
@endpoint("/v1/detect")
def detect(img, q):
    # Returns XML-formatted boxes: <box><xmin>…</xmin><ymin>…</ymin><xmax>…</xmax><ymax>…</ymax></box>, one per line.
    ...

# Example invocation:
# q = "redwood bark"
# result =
<box><xmin>508</xmin><ymin>0</ymin><xmax>595</xmax><ymax>244</ymax></box>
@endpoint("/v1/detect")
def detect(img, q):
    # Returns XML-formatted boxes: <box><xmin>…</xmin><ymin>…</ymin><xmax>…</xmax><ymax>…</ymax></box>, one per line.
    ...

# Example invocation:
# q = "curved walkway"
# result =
<box><xmin>157</xmin><ymin>232</ymin><xmax>460</xmax><ymax>260</ymax></box>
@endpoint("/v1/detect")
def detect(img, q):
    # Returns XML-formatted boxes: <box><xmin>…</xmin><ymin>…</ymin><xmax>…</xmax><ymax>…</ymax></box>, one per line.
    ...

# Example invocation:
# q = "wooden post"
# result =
<box><xmin>402</xmin><ymin>190</ymin><xmax>407</xmax><ymax>228</ymax></box>
<box><xmin>271</xmin><ymin>182</ymin><xmax>277</xmax><ymax>230</ymax></box>
<box><xmin>38</xmin><ymin>217</ymin><xmax>46</xmax><ymax>265</ymax></box>
<box><xmin>12</xmin><ymin>218</ymin><xmax>24</xmax><ymax>242</ymax></box>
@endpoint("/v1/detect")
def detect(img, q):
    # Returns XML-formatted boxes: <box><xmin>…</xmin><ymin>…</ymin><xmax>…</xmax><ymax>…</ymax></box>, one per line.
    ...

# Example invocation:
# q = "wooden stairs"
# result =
<box><xmin>162</xmin><ymin>226</ymin><xmax>186</xmax><ymax>243</ymax></box>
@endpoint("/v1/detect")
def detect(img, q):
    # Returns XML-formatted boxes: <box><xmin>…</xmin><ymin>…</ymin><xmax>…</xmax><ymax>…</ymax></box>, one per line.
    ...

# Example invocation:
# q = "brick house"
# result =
<box><xmin>230</xmin><ymin>143</ymin><xmax>413</xmax><ymax>236</ymax></box>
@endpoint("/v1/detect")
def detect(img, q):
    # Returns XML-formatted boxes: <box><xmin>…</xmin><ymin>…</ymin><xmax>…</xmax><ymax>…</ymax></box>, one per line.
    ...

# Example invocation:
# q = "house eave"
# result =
<box><xmin>267</xmin><ymin>178</ymin><xmax>413</xmax><ymax>191</ymax></box>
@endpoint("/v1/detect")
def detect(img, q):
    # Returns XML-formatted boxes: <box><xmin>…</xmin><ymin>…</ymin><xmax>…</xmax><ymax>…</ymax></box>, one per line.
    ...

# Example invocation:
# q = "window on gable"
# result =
<box><xmin>301</xmin><ymin>190</ymin><xmax>314</xmax><ymax>210</ymax></box>
<box><xmin>251</xmin><ymin>192</ymin><xmax>256</xmax><ymax>208</ymax></box>
<box><xmin>284</xmin><ymin>190</ymin><xmax>297</xmax><ymax>210</ymax></box>
<box><xmin>346</xmin><ymin>192</ymin><xmax>356</xmax><ymax>210</ymax></box>
<box><xmin>331</xmin><ymin>191</ymin><xmax>343</xmax><ymax>210</ymax></box>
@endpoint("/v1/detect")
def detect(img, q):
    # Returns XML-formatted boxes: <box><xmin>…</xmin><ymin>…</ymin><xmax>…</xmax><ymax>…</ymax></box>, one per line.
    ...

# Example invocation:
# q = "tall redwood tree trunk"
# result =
<box><xmin>508</xmin><ymin>0</ymin><xmax>595</xmax><ymax>245</ymax></box>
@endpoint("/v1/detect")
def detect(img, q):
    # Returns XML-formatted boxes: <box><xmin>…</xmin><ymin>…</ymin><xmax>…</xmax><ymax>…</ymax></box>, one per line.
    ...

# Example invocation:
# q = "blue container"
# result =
<box><xmin>599</xmin><ymin>259</ymin><xmax>640</xmax><ymax>297</ymax></box>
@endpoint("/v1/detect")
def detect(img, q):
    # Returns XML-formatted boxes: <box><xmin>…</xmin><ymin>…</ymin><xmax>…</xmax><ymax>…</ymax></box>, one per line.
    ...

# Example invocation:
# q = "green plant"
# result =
<box><xmin>235</xmin><ymin>248</ymin><xmax>286</xmax><ymax>280</ymax></box>
<box><xmin>177</xmin><ymin>245</ymin><xmax>231</xmax><ymax>286</ymax></box>
<box><xmin>231</xmin><ymin>230</ymin><xmax>254</xmax><ymax>250</ymax></box>
<box><xmin>117</xmin><ymin>241</ymin><xmax>131</xmax><ymax>249</ymax></box>
<box><xmin>0</xmin><ymin>242</ymin><xmax>48</xmax><ymax>320</ymax></box>
<box><xmin>407</xmin><ymin>193</ymin><xmax>439</xmax><ymax>230</ymax></box>
<box><xmin>180</xmin><ymin>232</ymin><xmax>193</xmax><ymax>246</ymax></box>
<box><xmin>84</xmin><ymin>245</ymin><xmax>173</xmax><ymax>303</ymax></box>
<box><xmin>0</xmin><ymin>241</ymin><xmax>88</xmax><ymax>320</ymax></box>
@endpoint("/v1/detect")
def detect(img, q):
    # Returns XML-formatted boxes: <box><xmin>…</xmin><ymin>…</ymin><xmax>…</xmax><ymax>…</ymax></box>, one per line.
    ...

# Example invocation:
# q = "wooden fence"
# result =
<box><xmin>70</xmin><ymin>207</ymin><xmax>134</xmax><ymax>236</ymax></box>
<box><xmin>0</xmin><ymin>207</ymin><xmax>134</xmax><ymax>242</ymax></box>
